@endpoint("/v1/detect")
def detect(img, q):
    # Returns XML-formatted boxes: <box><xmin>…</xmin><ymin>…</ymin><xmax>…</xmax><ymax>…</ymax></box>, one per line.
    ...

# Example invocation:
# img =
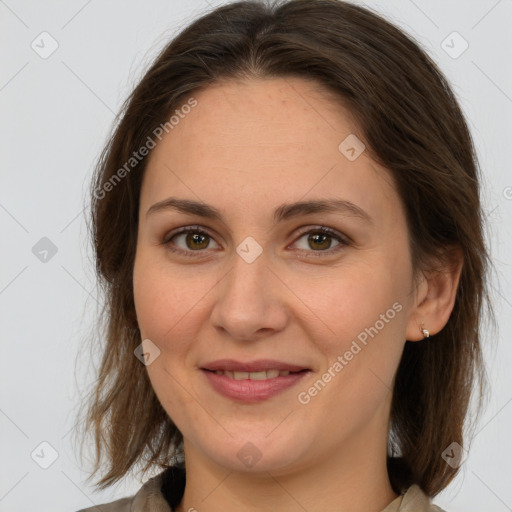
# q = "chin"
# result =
<box><xmin>192</xmin><ymin>427</ymin><xmax>313</xmax><ymax>475</ymax></box>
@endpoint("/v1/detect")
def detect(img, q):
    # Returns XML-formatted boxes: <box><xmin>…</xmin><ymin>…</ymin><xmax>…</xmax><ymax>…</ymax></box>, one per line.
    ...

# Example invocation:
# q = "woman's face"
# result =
<box><xmin>133</xmin><ymin>77</ymin><xmax>420</xmax><ymax>475</ymax></box>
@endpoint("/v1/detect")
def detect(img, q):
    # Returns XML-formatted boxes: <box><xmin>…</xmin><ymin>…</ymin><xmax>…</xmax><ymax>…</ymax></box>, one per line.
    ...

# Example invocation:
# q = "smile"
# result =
<box><xmin>209</xmin><ymin>369</ymin><xmax>300</xmax><ymax>379</ymax></box>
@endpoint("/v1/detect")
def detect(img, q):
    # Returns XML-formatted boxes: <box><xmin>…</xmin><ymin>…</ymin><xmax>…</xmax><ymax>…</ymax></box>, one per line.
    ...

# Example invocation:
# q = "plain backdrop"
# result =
<box><xmin>1</xmin><ymin>0</ymin><xmax>511</xmax><ymax>511</ymax></box>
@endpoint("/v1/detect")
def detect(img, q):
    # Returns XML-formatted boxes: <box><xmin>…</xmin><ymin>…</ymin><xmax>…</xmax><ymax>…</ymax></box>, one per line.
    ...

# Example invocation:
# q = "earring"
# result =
<box><xmin>420</xmin><ymin>324</ymin><xmax>430</xmax><ymax>338</ymax></box>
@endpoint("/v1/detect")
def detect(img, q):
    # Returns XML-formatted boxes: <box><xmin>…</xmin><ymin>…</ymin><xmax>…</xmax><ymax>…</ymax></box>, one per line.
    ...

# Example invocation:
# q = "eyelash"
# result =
<box><xmin>161</xmin><ymin>225</ymin><xmax>350</xmax><ymax>258</ymax></box>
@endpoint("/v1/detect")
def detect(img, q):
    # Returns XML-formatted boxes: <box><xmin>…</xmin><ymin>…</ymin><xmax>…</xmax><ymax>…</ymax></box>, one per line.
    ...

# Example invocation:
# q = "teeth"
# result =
<box><xmin>213</xmin><ymin>369</ymin><xmax>294</xmax><ymax>379</ymax></box>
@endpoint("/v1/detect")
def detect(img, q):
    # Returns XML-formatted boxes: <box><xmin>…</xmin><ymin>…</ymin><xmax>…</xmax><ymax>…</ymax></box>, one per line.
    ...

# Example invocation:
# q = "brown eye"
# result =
<box><xmin>182</xmin><ymin>232</ymin><xmax>210</xmax><ymax>250</ymax></box>
<box><xmin>164</xmin><ymin>227</ymin><xmax>221</xmax><ymax>256</ymax></box>
<box><xmin>307</xmin><ymin>232</ymin><xmax>334</xmax><ymax>251</ymax></box>
<box><xmin>293</xmin><ymin>227</ymin><xmax>346</xmax><ymax>253</ymax></box>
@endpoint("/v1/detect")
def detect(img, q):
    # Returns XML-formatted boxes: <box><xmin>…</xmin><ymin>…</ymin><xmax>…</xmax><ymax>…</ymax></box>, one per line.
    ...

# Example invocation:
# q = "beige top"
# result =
<box><xmin>77</xmin><ymin>466</ymin><xmax>446</xmax><ymax>512</ymax></box>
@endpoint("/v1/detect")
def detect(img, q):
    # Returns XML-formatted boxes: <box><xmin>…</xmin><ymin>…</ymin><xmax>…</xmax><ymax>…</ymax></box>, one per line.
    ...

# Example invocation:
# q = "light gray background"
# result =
<box><xmin>1</xmin><ymin>1</ymin><xmax>511</xmax><ymax>511</ymax></box>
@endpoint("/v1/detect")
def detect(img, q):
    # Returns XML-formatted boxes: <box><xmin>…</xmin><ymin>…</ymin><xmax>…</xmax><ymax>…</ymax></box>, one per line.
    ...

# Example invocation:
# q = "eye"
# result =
<box><xmin>162</xmin><ymin>226</ymin><xmax>220</xmax><ymax>256</ymax></box>
<box><xmin>291</xmin><ymin>226</ymin><xmax>349</xmax><ymax>255</ymax></box>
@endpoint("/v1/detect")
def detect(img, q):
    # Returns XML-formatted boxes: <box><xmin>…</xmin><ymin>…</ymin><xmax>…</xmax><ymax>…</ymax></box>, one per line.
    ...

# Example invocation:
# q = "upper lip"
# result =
<box><xmin>201</xmin><ymin>359</ymin><xmax>310</xmax><ymax>373</ymax></box>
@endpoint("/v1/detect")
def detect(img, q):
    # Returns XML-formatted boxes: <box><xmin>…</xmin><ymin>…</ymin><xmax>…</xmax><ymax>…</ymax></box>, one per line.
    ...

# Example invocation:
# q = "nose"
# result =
<box><xmin>209</xmin><ymin>245</ymin><xmax>289</xmax><ymax>342</ymax></box>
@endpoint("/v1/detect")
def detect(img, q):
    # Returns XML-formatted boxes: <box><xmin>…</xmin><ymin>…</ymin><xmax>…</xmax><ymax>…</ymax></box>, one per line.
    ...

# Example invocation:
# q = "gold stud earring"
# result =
<box><xmin>420</xmin><ymin>324</ymin><xmax>430</xmax><ymax>338</ymax></box>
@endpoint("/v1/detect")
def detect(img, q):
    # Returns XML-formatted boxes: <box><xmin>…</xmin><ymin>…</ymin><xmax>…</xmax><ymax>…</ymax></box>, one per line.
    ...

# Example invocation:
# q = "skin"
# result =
<box><xmin>132</xmin><ymin>77</ymin><xmax>462</xmax><ymax>512</ymax></box>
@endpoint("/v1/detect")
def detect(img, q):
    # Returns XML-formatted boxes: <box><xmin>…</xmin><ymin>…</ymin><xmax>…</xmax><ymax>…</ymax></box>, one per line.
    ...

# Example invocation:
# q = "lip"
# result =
<box><xmin>202</xmin><ymin>368</ymin><xmax>310</xmax><ymax>403</ymax></box>
<box><xmin>201</xmin><ymin>359</ymin><xmax>309</xmax><ymax>373</ymax></box>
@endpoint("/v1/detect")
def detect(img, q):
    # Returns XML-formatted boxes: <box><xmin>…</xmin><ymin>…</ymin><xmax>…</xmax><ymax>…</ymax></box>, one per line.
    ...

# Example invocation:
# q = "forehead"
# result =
<box><xmin>141</xmin><ymin>77</ymin><xmax>401</xmax><ymax>227</ymax></box>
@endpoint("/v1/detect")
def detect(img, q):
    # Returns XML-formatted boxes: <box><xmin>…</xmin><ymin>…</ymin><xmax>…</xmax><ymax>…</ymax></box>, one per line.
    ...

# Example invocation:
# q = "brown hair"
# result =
<box><xmin>76</xmin><ymin>0</ymin><xmax>491</xmax><ymax>497</ymax></box>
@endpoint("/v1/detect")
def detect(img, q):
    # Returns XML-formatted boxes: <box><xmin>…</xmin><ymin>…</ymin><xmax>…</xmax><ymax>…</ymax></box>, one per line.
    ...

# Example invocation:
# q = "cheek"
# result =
<box><xmin>296</xmin><ymin>268</ymin><xmax>407</xmax><ymax>422</ymax></box>
<box><xmin>132</xmin><ymin>252</ymin><xmax>204</xmax><ymax>422</ymax></box>
<box><xmin>297</xmin><ymin>259</ymin><xmax>407</xmax><ymax>347</ymax></box>
<box><xmin>299</xmin><ymin>256</ymin><xmax>410</xmax><ymax>398</ymax></box>
<box><xmin>133</xmin><ymin>249</ymin><xmax>202</xmax><ymax>343</ymax></box>
<box><xmin>133</xmin><ymin>265</ymin><xmax>172</xmax><ymax>341</ymax></box>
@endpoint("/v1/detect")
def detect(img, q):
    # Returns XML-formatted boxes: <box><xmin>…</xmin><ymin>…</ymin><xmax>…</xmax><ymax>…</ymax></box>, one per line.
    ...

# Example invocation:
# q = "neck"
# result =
<box><xmin>174</xmin><ymin>420</ymin><xmax>398</xmax><ymax>512</ymax></box>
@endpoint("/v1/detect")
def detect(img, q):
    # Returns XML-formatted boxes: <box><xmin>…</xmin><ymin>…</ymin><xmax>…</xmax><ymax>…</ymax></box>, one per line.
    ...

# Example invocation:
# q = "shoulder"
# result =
<box><xmin>76</xmin><ymin>496</ymin><xmax>133</xmax><ymax>512</ymax></box>
<box><xmin>75</xmin><ymin>466</ymin><xmax>181</xmax><ymax>512</ymax></box>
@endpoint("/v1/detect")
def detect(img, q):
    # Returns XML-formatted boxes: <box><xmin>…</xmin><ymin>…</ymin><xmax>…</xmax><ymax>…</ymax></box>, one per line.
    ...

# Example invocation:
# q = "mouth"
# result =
<box><xmin>203</xmin><ymin>368</ymin><xmax>309</xmax><ymax>380</ymax></box>
<box><xmin>200</xmin><ymin>359</ymin><xmax>311</xmax><ymax>402</ymax></box>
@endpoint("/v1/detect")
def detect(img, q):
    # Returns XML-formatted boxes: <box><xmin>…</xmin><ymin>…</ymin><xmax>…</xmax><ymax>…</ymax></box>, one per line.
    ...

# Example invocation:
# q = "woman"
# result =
<box><xmin>76</xmin><ymin>0</ymin><xmax>489</xmax><ymax>510</ymax></box>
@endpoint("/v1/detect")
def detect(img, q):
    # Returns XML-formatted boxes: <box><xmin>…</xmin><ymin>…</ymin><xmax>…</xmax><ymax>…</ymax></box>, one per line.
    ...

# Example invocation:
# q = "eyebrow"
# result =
<box><xmin>146</xmin><ymin>197</ymin><xmax>373</xmax><ymax>225</ymax></box>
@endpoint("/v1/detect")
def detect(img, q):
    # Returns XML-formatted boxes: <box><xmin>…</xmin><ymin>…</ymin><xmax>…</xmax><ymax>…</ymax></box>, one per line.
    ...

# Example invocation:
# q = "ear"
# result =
<box><xmin>405</xmin><ymin>246</ymin><xmax>463</xmax><ymax>341</ymax></box>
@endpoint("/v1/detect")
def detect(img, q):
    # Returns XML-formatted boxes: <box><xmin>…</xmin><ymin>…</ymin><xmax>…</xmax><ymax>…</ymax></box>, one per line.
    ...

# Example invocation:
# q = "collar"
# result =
<box><xmin>381</xmin><ymin>484</ymin><xmax>446</xmax><ymax>512</ymax></box>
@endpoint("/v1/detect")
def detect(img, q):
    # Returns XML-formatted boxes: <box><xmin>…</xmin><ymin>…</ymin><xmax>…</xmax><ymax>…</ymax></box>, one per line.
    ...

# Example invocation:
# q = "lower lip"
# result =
<box><xmin>202</xmin><ymin>370</ymin><xmax>310</xmax><ymax>403</ymax></box>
